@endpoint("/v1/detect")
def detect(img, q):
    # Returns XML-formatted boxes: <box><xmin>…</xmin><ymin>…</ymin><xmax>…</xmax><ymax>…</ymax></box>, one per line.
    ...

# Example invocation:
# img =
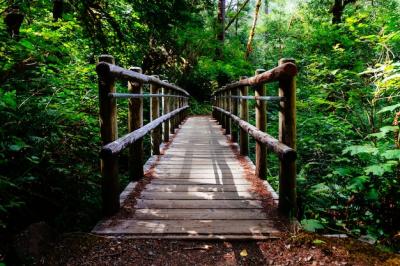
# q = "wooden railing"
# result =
<box><xmin>96</xmin><ymin>55</ymin><xmax>190</xmax><ymax>216</ymax></box>
<box><xmin>212</xmin><ymin>58</ymin><xmax>298</xmax><ymax>216</ymax></box>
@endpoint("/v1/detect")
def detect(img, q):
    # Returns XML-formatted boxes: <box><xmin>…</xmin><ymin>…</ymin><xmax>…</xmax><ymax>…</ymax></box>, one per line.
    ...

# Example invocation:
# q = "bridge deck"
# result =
<box><xmin>93</xmin><ymin>116</ymin><xmax>281</xmax><ymax>239</ymax></box>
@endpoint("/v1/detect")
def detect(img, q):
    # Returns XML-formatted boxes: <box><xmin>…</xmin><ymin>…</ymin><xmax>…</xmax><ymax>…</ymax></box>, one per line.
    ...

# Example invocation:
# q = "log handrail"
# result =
<box><xmin>212</xmin><ymin>58</ymin><xmax>297</xmax><ymax>217</ymax></box>
<box><xmin>96</xmin><ymin>54</ymin><xmax>190</xmax><ymax>216</ymax></box>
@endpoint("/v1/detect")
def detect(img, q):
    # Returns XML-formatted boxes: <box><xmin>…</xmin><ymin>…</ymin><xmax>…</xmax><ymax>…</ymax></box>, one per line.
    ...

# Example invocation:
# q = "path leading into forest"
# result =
<box><xmin>93</xmin><ymin>116</ymin><xmax>281</xmax><ymax>239</ymax></box>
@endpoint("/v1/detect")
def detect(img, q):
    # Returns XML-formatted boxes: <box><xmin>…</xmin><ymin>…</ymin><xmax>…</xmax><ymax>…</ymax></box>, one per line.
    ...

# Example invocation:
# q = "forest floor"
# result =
<box><xmin>38</xmin><ymin>232</ymin><xmax>400</xmax><ymax>266</ymax></box>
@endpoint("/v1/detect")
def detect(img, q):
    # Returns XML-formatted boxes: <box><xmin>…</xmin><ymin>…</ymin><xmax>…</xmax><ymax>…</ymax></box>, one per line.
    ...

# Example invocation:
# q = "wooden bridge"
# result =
<box><xmin>93</xmin><ymin>55</ymin><xmax>298</xmax><ymax>239</ymax></box>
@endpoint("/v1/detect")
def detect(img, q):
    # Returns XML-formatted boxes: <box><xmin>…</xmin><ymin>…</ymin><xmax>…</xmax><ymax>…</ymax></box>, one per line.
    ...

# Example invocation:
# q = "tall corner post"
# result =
<box><xmin>239</xmin><ymin>76</ymin><xmax>249</xmax><ymax>156</ymax></box>
<box><xmin>278</xmin><ymin>58</ymin><xmax>297</xmax><ymax>217</ymax></box>
<box><xmin>150</xmin><ymin>76</ymin><xmax>161</xmax><ymax>155</ymax></box>
<box><xmin>128</xmin><ymin>67</ymin><xmax>144</xmax><ymax>181</ymax></box>
<box><xmin>97</xmin><ymin>55</ymin><xmax>119</xmax><ymax>216</ymax></box>
<box><xmin>255</xmin><ymin>69</ymin><xmax>267</xmax><ymax>179</ymax></box>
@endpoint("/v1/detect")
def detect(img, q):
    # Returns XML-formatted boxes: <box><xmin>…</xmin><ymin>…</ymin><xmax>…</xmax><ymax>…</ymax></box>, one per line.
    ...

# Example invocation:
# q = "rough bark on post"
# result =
<box><xmin>97</xmin><ymin>55</ymin><xmax>119</xmax><ymax>216</ymax></box>
<box><xmin>128</xmin><ymin>67</ymin><xmax>143</xmax><ymax>181</ymax></box>
<box><xmin>278</xmin><ymin>58</ymin><xmax>297</xmax><ymax>217</ymax></box>
<box><xmin>240</xmin><ymin>77</ymin><xmax>249</xmax><ymax>156</ymax></box>
<box><xmin>162</xmin><ymin>83</ymin><xmax>170</xmax><ymax>143</ymax></box>
<box><xmin>150</xmin><ymin>76</ymin><xmax>161</xmax><ymax>155</ymax></box>
<box><xmin>231</xmin><ymin>87</ymin><xmax>239</xmax><ymax>142</ymax></box>
<box><xmin>255</xmin><ymin>69</ymin><xmax>267</xmax><ymax>179</ymax></box>
<box><xmin>225</xmin><ymin>89</ymin><xmax>231</xmax><ymax>135</ymax></box>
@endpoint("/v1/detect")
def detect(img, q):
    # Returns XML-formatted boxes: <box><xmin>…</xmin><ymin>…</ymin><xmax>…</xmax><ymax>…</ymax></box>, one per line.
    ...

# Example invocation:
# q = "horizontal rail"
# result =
<box><xmin>219</xmin><ymin>95</ymin><xmax>284</xmax><ymax>101</ymax></box>
<box><xmin>213</xmin><ymin>106</ymin><xmax>296</xmax><ymax>161</ymax></box>
<box><xmin>101</xmin><ymin>105</ymin><xmax>189</xmax><ymax>157</ymax></box>
<box><xmin>214</xmin><ymin>62</ymin><xmax>297</xmax><ymax>93</ymax></box>
<box><xmin>96</xmin><ymin>62</ymin><xmax>189</xmax><ymax>96</ymax></box>
<box><xmin>109</xmin><ymin>93</ymin><xmax>189</xmax><ymax>99</ymax></box>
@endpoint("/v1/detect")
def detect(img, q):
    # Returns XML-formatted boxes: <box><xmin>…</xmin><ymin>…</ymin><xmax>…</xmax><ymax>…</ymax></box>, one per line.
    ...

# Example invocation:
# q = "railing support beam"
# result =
<box><xmin>97</xmin><ymin>54</ymin><xmax>119</xmax><ymax>216</ymax></box>
<box><xmin>151</xmin><ymin>75</ymin><xmax>161</xmax><ymax>155</ymax></box>
<box><xmin>278</xmin><ymin>58</ymin><xmax>297</xmax><ymax>217</ymax></box>
<box><xmin>239</xmin><ymin>76</ymin><xmax>249</xmax><ymax>156</ymax></box>
<box><xmin>128</xmin><ymin>67</ymin><xmax>144</xmax><ymax>181</ymax></box>
<box><xmin>255</xmin><ymin>69</ymin><xmax>267</xmax><ymax>179</ymax></box>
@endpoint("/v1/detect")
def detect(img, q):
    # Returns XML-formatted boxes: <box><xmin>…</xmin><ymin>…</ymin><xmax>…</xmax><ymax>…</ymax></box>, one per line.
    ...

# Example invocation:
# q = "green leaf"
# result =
<box><xmin>348</xmin><ymin>176</ymin><xmax>370</xmax><ymax>191</ymax></box>
<box><xmin>377</xmin><ymin>103</ymin><xmax>400</xmax><ymax>114</ymax></box>
<box><xmin>312</xmin><ymin>239</ymin><xmax>326</xmax><ymax>245</ymax></box>
<box><xmin>381</xmin><ymin>149</ymin><xmax>400</xmax><ymax>160</ymax></box>
<box><xmin>301</xmin><ymin>219</ymin><xmax>324</xmax><ymax>232</ymax></box>
<box><xmin>20</xmin><ymin>39</ymin><xmax>34</xmax><ymax>50</ymax></box>
<box><xmin>343</xmin><ymin>145</ymin><xmax>378</xmax><ymax>156</ymax></box>
<box><xmin>364</xmin><ymin>163</ymin><xmax>395</xmax><ymax>176</ymax></box>
<box><xmin>366</xmin><ymin>188</ymin><xmax>379</xmax><ymax>201</ymax></box>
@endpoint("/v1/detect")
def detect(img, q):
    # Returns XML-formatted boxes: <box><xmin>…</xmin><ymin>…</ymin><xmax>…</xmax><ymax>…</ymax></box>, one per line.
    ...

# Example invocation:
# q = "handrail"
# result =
<box><xmin>212</xmin><ymin>58</ymin><xmax>297</xmax><ymax>217</ymax></box>
<box><xmin>96</xmin><ymin>62</ymin><xmax>190</xmax><ymax>96</ymax></box>
<box><xmin>96</xmin><ymin>54</ymin><xmax>190</xmax><ymax>216</ymax></box>
<box><xmin>101</xmin><ymin>105</ymin><xmax>189</xmax><ymax>157</ymax></box>
<box><xmin>213</xmin><ymin>107</ymin><xmax>295</xmax><ymax>160</ymax></box>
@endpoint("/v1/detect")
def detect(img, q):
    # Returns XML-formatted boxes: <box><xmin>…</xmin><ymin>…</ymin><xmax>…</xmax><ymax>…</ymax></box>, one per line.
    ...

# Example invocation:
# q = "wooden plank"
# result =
<box><xmin>155</xmin><ymin>165</ymin><xmax>243</xmax><ymax>169</ymax></box>
<box><xmin>154</xmin><ymin>169</ymin><xmax>244</xmax><ymax>174</ymax></box>
<box><xmin>144</xmin><ymin>184</ymin><xmax>251</xmax><ymax>192</ymax></box>
<box><xmin>139</xmin><ymin>191</ymin><xmax>259</xmax><ymax>200</ymax></box>
<box><xmin>135</xmin><ymin>199</ymin><xmax>263</xmax><ymax>209</ymax></box>
<box><xmin>154</xmin><ymin>174</ymin><xmax>245</xmax><ymax>179</ymax></box>
<box><xmin>150</xmin><ymin>178</ymin><xmax>251</xmax><ymax>185</ymax></box>
<box><xmin>133</xmin><ymin>208</ymin><xmax>267</xmax><ymax>220</ymax></box>
<box><xmin>93</xmin><ymin>219</ymin><xmax>277</xmax><ymax>235</ymax></box>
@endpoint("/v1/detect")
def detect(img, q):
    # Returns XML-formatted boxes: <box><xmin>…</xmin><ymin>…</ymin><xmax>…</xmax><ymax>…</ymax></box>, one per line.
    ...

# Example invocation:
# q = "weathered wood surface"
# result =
<box><xmin>220</xmin><ymin>62</ymin><xmax>298</xmax><ymax>91</ymax></box>
<box><xmin>101</xmin><ymin>105</ymin><xmax>189</xmax><ymax>156</ymax></box>
<box><xmin>96</xmin><ymin>62</ymin><xmax>189</xmax><ymax>96</ymax></box>
<box><xmin>93</xmin><ymin>116</ymin><xmax>280</xmax><ymax>239</ymax></box>
<box><xmin>213</xmin><ymin>106</ymin><xmax>296</xmax><ymax>160</ymax></box>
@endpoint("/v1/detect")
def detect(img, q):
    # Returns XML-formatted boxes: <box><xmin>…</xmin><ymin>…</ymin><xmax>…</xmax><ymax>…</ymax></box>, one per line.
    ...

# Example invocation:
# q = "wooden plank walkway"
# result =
<box><xmin>93</xmin><ymin>116</ymin><xmax>280</xmax><ymax>239</ymax></box>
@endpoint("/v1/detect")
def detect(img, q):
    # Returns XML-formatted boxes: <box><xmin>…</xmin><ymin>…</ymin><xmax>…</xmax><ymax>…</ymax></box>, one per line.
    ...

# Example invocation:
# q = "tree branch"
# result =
<box><xmin>225</xmin><ymin>0</ymin><xmax>250</xmax><ymax>31</ymax></box>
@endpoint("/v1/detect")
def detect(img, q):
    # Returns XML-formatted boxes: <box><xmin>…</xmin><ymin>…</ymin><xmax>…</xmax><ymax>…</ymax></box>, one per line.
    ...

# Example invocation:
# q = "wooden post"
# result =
<box><xmin>278</xmin><ymin>58</ymin><xmax>297</xmax><ymax>217</ymax></box>
<box><xmin>239</xmin><ymin>76</ymin><xmax>249</xmax><ymax>156</ymax></box>
<box><xmin>150</xmin><ymin>77</ymin><xmax>161</xmax><ymax>155</ymax></box>
<box><xmin>221</xmin><ymin>89</ymin><xmax>226</xmax><ymax>130</ymax></box>
<box><xmin>97</xmin><ymin>54</ymin><xmax>119</xmax><ymax>216</ymax></box>
<box><xmin>170</xmin><ymin>91</ymin><xmax>175</xmax><ymax>135</ymax></box>
<box><xmin>216</xmin><ymin>93</ymin><xmax>221</xmax><ymax>124</ymax></box>
<box><xmin>255</xmin><ymin>69</ymin><xmax>267</xmax><ymax>179</ymax></box>
<box><xmin>231</xmin><ymin>87</ymin><xmax>239</xmax><ymax>143</ymax></box>
<box><xmin>225</xmin><ymin>89</ymin><xmax>231</xmax><ymax>135</ymax></box>
<box><xmin>128</xmin><ymin>67</ymin><xmax>143</xmax><ymax>181</ymax></box>
<box><xmin>162</xmin><ymin>82</ymin><xmax>170</xmax><ymax>143</ymax></box>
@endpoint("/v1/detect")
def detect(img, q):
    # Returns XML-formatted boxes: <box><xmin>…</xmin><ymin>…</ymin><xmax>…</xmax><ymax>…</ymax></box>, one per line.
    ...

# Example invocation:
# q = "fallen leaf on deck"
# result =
<box><xmin>240</xmin><ymin>249</ymin><xmax>248</xmax><ymax>257</ymax></box>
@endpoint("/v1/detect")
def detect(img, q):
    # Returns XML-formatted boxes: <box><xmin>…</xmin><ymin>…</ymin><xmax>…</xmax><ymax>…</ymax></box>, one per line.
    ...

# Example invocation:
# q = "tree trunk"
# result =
<box><xmin>53</xmin><ymin>0</ymin><xmax>64</xmax><ymax>21</ymax></box>
<box><xmin>216</xmin><ymin>0</ymin><xmax>225</xmax><ymax>59</ymax></box>
<box><xmin>245</xmin><ymin>0</ymin><xmax>262</xmax><ymax>59</ymax></box>
<box><xmin>331</xmin><ymin>0</ymin><xmax>357</xmax><ymax>24</ymax></box>
<box><xmin>5</xmin><ymin>8</ymin><xmax>24</xmax><ymax>39</ymax></box>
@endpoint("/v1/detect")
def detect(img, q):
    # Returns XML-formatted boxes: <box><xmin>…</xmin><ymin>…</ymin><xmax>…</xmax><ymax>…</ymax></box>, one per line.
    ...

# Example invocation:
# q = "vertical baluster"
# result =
<box><xmin>226</xmin><ymin>89</ymin><xmax>231</xmax><ymax>135</ymax></box>
<box><xmin>150</xmin><ymin>77</ymin><xmax>161</xmax><ymax>155</ymax></box>
<box><xmin>170</xmin><ymin>91</ymin><xmax>175</xmax><ymax>135</ymax></box>
<box><xmin>162</xmin><ymin>82</ymin><xmax>170</xmax><ymax>143</ymax></box>
<box><xmin>239</xmin><ymin>77</ymin><xmax>249</xmax><ymax>156</ymax></box>
<box><xmin>255</xmin><ymin>69</ymin><xmax>267</xmax><ymax>179</ymax></box>
<box><xmin>97</xmin><ymin>54</ymin><xmax>119</xmax><ymax>216</ymax></box>
<box><xmin>278</xmin><ymin>58</ymin><xmax>297</xmax><ymax>217</ymax></box>
<box><xmin>231</xmin><ymin>87</ymin><xmax>239</xmax><ymax>143</ymax></box>
<box><xmin>128</xmin><ymin>67</ymin><xmax>144</xmax><ymax>181</ymax></box>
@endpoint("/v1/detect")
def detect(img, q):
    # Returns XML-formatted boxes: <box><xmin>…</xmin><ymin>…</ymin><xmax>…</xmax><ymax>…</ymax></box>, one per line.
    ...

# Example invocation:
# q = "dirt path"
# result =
<box><xmin>40</xmin><ymin>232</ymin><xmax>400</xmax><ymax>265</ymax></box>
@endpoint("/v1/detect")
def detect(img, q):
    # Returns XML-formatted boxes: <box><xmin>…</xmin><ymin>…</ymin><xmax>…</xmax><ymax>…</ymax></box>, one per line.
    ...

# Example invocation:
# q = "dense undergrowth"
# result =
<box><xmin>0</xmin><ymin>0</ymin><xmax>399</xmax><ymax>262</ymax></box>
